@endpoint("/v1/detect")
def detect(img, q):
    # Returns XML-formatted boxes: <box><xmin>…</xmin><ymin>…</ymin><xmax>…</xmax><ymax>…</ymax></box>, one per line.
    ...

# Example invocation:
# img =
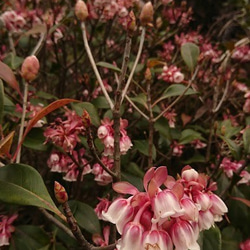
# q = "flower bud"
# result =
<box><xmin>21</xmin><ymin>55</ymin><xmax>40</xmax><ymax>81</ymax></box>
<box><xmin>82</xmin><ymin>109</ymin><xmax>91</xmax><ymax>128</ymax></box>
<box><xmin>75</xmin><ymin>0</ymin><xmax>88</xmax><ymax>22</ymax></box>
<box><xmin>54</xmin><ymin>181</ymin><xmax>68</xmax><ymax>204</ymax></box>
<box><xmin>145</xmin><ymin>67</ymin><xmax>152</xmax><ymax>81</ymax></box>
<box><xmin>140</xmin><ymin>2</ymin><xmax>154</xmax><ymax>26</ymax></box>
<box><xmin>127</xmin><ymin>11</ymin><xmax>136</xmax><ymax>36</ymax></box>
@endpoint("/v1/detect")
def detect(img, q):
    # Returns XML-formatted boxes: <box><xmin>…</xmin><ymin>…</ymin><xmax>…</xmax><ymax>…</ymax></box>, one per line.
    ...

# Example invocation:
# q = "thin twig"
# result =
<box><xmin>121</xmin><ymin>27</ymin><xmax>146</xmax><ymax>103</ymax></box>
<box><xmin>213</xmin><ymin>80</ymin><xmax>230</xmax><ymax>113</ymax></box>
<box><xmin>86</xmin><ymin>127</ymin><xmax>117</xmax><ymax>180</ymax></box>
<box><xmin>39</xmin><ymin>208</ymin><xmax>74</xmax><ymax>239</ymax></box>
<box><xmin>125</xmin><ymin>95</ymin><xmax>149</xmax><ymax>120</ymax></box>
<box><xmin>81</xmin><ymin>22</ymin><xmax>114</xmax><ymax>109</ymax></box>
<box><xmin>31</xmin><ymin>32</ymin><xmax>46</xmax><ymax>56</ymax></box>
<box><xmin>153</xmin><ymin>66</ymin><xmax>199</xmax><ymax>122</ymax></box>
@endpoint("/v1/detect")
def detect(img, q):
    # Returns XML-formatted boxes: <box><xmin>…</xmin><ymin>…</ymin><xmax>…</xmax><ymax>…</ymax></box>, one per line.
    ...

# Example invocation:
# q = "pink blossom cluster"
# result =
<box><xmin>92</xmin><ymin>156</ymin><xmax>114</xmax><ymax>185</ymax></box>
<box><xmin>231</xmin><ymin>45</ymin><xmax>250</xmax><ymax>63</ymax></box>
<box><xmin>44</xmin><ymin>109</ymin><xmax>85</xmax><ymax>154</ymax></box>
<box><xmin>158</xmin><ymin>65</ymin><xmax>184</xmax><ymax>83</ymax></box>
<box><xmin>47</xmin><ymin>149</ymin><xmax>91</xmax><ymax>182</ymax></box>
<box><xmin>220</xmin><ymin>157</ymin><xmax>250</xmax><ymax>186</ymax></box>
<box><xmin>159</xmin><ymin>41</ymin><xmax>175</xmax><ymax>62</ymax></box>
<box><xmin>175</xmin><ymin>32</ymin><xmax>204</xmax><ymax>46</ymax></box>
<box><xmin>0</xmin><ymin>214</ymin><xmax>18</xmax><ymax>246</ymax></box>
<box><xmin>0</xmin><ymin>10</ymin><xmax>26</xmax><ymax>32</ymax></box>
<box><xmin>240</xmin><ymin>238</ymin><xmax>250</xmax><ymax>250</ymax></box>
<box><xmin>97</xmin><ymin>117</ymin><xmax>133</xmax><ymax>156</ymax></box>
<box><xmin>97</xmin><ymin>166</ymin><xmax>228</xmax><ymax>250</ymax></box>
<box><xmin>88</xmin><ymin>0</ymin><xmax>137</xmax><ymax>22</ymax></box>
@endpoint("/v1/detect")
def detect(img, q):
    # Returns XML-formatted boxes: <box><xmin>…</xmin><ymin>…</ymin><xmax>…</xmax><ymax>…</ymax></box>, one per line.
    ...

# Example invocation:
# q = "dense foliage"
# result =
<box><xmin>0</xmin><ymin>0</ymin><xmax>249</xmax><ymax>249</ymax></box>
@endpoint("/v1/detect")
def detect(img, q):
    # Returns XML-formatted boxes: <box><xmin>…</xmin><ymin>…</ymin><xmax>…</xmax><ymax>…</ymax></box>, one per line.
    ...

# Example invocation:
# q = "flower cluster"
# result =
<box><xmin>0</xmin><ymin>214</ymin><xmax>18</xmax><ymax>246</ymax></box>
<box><xmin>97</xmin><ymin>117</ymin><xmax>133</xmax><ymax>156</ymax></box>
<box><xmin>100</xmin><ymin>166</ymin><xmax>228</xmax><ymax>250</ymax></box>
<box><xmin>240</xmin><ymin>238</ymin><xmax>250</xmax><ymax>250</ymax></box>
<box><xmin>220</xmin><ymin>157</ymin><xmax>250</xmax><ymax>186</ymax></box>
<box><xmin>44</xmin><ymin>109</ymin><xmax>85</xmax><ymax>154</ymax></box>
<box><xmin>47</xmin><ymin>149</ymin><xmax>91</xmax><ymax>182</ymax></box>
<box><xmin>158</xmin><ymin>65</ymin><xmax>184</xmax><ymax>83</ymax></box>
<box><xmin>0</xmin><ymin>10</ymin><xmax>26</xmax><ymax>32</ymax></box>
<box><xmin>231</xmin><ymin>45</ymin><xmax>250</xmax><ymax>63</ymax></box>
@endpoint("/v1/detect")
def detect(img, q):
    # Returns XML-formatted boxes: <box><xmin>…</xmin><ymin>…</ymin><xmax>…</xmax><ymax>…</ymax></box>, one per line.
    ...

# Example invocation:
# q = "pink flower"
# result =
<box><xmin>0</xmin><ymin>214</ymin><xmax>18</xmax><ymax>246</ymax></box>
<box><xmin>192</xmin><ymin>191</ymin><xmax>211</xmax><ymax>211</ymax></box>
<box><xmin>240</xmin><ymin>238</ymin><xmax>250</xmax><ymax>250</ymax></box>
<box><xmin>198</xmin><ymin>210</ymin><xmax>214</xmax><ymax>230</ymax></box>
<box><xmin>209</xmin><ymin>193</ymin><xmax>228</xmax><ymax>217</ymax></box>
<box><xmin>152</xmin><ymin>190</ymin><xmax>184</xmax><ymax>223</ymax></box>
<box><xmin>142</xmin><ymin>228</ymin><xmax>173</xmax><ymax>250</ymax></box>
<box><xmin>238</xmin><ymin>171</ymin><xmax>250</xmax><ymax>186</ymax></box>
<box><xmin>170</xmin><ymin>220</ymin><xmax>200</xmax><ymax>250</ymax></box>
<box><xmin>116</xmin><ymin>222</ymin><xmax>144</xmax><ymax>250</ymax></box>
<box><xmin>102</xmin><ymin>197</ymin><xmax>134</xmax><ymax>234</ymax></box>
<box><xmin>158</xmin><ymin>65</ymin><xmax>184</xmax><ymax>83</ymax></box>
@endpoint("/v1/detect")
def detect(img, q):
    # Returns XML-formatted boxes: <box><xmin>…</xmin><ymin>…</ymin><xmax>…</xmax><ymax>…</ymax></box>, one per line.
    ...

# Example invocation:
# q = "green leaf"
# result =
<box><xmin>0</xmin><ymin>79</ymin><xmax>4</xmax><ymax>123</ymax></box>
<box><xmin>96</xmin><ymin>61</ymin><xmax>121</xmax><ymax>72</ymax></box>
<box><xmin>243</xmin><ymin>127</ymin><xmax>250</xmax><ymax>155</ymax></box>
<box><xmin>127</xmin><ymin>162</ymin><xmax>145</xmax><ymax>178</ymax></box>
<box><xmin>221</xmin><ymin>136</ymin><xmax>241</xmax><ymax>160</ymax></box>
<box><xmin>4</xmin><ymin>53</ymin><xmax>24</xmax><ymax>70</ymax></box>
<box><xmin>23</xmin><ymin>128</ymin><xmax>49</xmax><ymax>151</ymax></box>
<box><xmin>133</xmin><ymin>140</ymin><xmax>156</xmax><ymax>160</ymax></box>
<box><xmin>154</xmin><ymin>117</ymin><xmax>171</xmax><ymax>140</ymax></box>
<box><xmin>10</xmin><ymin>225</ymin><xmax>50</xmax><ymax>250</ymax></box>
<box><xmin>161</xmin><ymin>84</ymin><xmax>197</xmax><ymax>101</ymax></box>
<box><xmin>36</xmin><ymin>91</ymin><xmax>58</xmax><ymax>100</ymax></box>
<box><xmin>222</xmin><ymin>226</ymin><xmax>242</xmax><ymax>250</ymax></box>
<box><xmin>179</xmin><ymin>129</ymin><xmax>205</xmax><ymax>144</ymax></box>
<box><xmin>0</xmin><ymin>164</ymin><xmax>64</xmax><ymax>218</ymax></box>
<box><xmin>92</xmin><ymin>96</ymin><xmax>110</xmax><ymax>109</ymax></box>
<box><xmin>71</xmin><ymin>102</ymin><xmax>100</xmax><ymax>127</ymax></box>
<box><xmin>181</xmin><ymin>42</ymin><xmax>200</xmax><ymax>72</ymax></box>
<box><xmin>198</xmin><ymin>225</ymin><xmax>221</xmax><ymax>250</ymax></box>
<box><xmin>121</xmin><ymin>172</ymin><xmax>143</xmax><ymax>192</ymax></box>
<box><xmin>130</xmin><ymin>93</ymin><xmax>148</xmax><ymax>108</ymax></box>
<box><xmin>68</xmin><ymin>200</ymin><xmax>101</xmax><ymax>234</ymax></box>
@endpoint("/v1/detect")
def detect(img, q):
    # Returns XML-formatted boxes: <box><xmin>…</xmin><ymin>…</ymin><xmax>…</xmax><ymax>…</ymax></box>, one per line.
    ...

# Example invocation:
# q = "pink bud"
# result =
<box><xmin>75</xmin><ymin>0</ymin><xmax>88</xmax><ymax>21</ymax></box>
<box><xmin>192</xmin><ymin>191</ymin><xmax>211</xmax><ymax>211</ymax></box>
<box><xmin>182</xmin><ymin>168</ymin><xmax>199</xmax><ymax>182</ymax></box>
<box><xmin>140</xmin><ymin>2</ymin><xmax>154</xmax><ymax>26</ymax></box>
<box><xmin>54</xmin><ymin>181</ymin><xmax>68</xmax><ymax>203</ymax></box>
<box><xmin>209</xmin><ymin>193</ymin><xmax>228</xmax><ymax>215</ymax></box>
<box><xmin>21</xmin><ymin>55</ymin><xmax>40</xmax><ymax>81</ymax></box>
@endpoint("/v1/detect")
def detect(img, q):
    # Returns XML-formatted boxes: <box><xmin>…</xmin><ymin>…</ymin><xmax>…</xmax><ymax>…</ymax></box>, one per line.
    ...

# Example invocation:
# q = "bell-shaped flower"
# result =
<box><xmin>180</xmin><ymin>198</ymin><xmax>199</xmax><ymax>222</ymax></box>
<box><xmin>198</xmin><ymin>210</ymin><xmax>214</xmax><ymax>230</ymax></box>
<box><xmin>142</xmin><ymin>228</ymin><xmax>173</xmax><ymax>250</ymax></box>
<box><xmin>171</xmin><ymin>220</ymin><xmax>200</xmax><ymax>250</ymax></box>
<box><xmin>116</xmin><ymin>222</ymin><xmax>144</xmax><ymax>250</ymax></box>
<box><xmin>102</xmin><ymin>197</ymin><xmax>134</xmax><ymax>234</ymax></box>
<box><xmin>192</xmin><ymin>191</ymin><xmax>211</xmax><ymax>211</ymax></box>
<box><xmin>209</xmin><ymin>193</ymin><xmax>228</xmax><ymax>215</ymax></box>
<box><xmin>152</xmin><ymin>190</ymin><xmax>184</xmax><ymax>224</ymax></box>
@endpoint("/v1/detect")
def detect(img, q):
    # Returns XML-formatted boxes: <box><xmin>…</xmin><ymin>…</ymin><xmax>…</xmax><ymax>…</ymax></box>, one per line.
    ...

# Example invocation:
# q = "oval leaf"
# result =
<box><xmin>181</xmin><ymin>42</ymin><xmax>200</xmax><ymax>72</ymax></box>
<box><xmin>0</xmin><ymin>163</ymin><xmax>66</xmax><ymax>221</ymax></box>
<box><xmin>71</xmin><ymin>102</ymin><xmax>100</xmax><ymax>127</ymax></box>
<box><xmin>162</xmin><ymin>84</ymin><xmax>197</xmax><ymax>100</ymax></box>
<box><xmin>96</xmin><ymin>61</ymin><xmax>121</xmax><ymax>72</ymax></box>
<box><xmin>0</xmin><ymin>61</ymin><xmax>21</xmax><ymax>96</ymax></box>
<box><xmin>198</xmin><ymin>225</ymin><xmax>221</xmax><ymax>250</ymax></box>
<box><xmin>68</xmin><ymin>200</ymin><xmax>101</xmax><ymax>234</ymax></box>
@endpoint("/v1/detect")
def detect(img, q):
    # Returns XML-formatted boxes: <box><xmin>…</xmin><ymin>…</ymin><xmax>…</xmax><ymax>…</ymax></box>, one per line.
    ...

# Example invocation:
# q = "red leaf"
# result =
<box><xmin>0</xmin><ymin>61</ymin><xmax>22</xmax><ymax>96</ymax></box>
<box><xmin>230</xmin><ymin>196</ymin><xmax>250</xmax><ymax>207</ymax></box>
<box><xmin>12</xmin><ymin>98</ymin><xmax>80</xmax><ymax>162</ymax></box>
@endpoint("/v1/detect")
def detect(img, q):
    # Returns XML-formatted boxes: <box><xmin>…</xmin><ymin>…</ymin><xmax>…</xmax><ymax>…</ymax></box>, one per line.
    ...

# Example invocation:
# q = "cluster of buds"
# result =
<box><xmin>0</xmin><ymin>214</ymin><xmax>18</xmax><ymax>246</ymax></box>
<box><xmin>158</xmin><ymin>65</ymin><xmax>184</xmax><ymax>83</ymax></box>
<box><xmin>99</xmin><ymin>166</ymin><xmax>228</xmax><ymax>250</ymax></box>
<box><xmin>231</xmin><ymin>45</ymin><xmax>250</xmax><ymax>63</ymax></box>
<box><xmin>97</xmin><ymin>117</ymin><xmax>133</xmax><ymax>156</ymax></box>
